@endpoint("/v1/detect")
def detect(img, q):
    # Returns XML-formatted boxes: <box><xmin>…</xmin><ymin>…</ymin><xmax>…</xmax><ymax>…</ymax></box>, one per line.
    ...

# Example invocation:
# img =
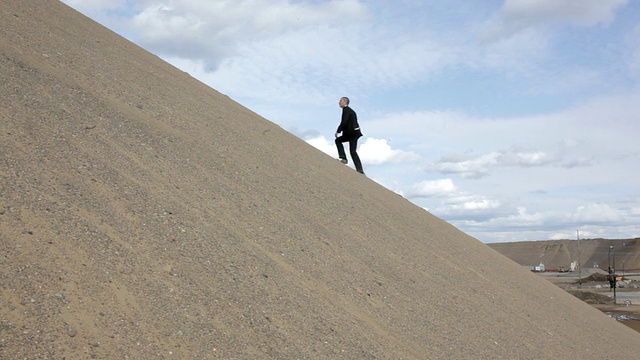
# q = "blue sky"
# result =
<box><xmin>62</xmin><ymin>0</ymin><xmax>640</xmax><ymax>243</ymax></box>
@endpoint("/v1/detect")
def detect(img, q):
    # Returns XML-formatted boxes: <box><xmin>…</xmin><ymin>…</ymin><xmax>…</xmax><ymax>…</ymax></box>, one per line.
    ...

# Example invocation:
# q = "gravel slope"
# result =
<box><xmin>2</xmin><ymin>1</ymin><xmax>640</xmax><ymax>359</ymax></box>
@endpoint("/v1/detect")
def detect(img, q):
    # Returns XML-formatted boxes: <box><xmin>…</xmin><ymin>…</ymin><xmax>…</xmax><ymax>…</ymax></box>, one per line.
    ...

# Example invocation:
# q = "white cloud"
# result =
<box><xmin>406</xmin><ymin>179</ymin><xmax>457</xmax><ymax>198</ymax></box>
<box><xmin>561</xmin><ymin>157</ymin><xmax>595</xmax><ymax>169</ymax></box>
<box><xmin>305</xmin><ymin>136</ymin><xmax>419</xmax><ymax>166</ymax></box>
<box><xmin>455</xmin><ymin>202</ymin><xmax>638</xmax><ymax>241</ymax></box>
<box><xmin>459</xmin><ymin>198</ymin><xmax>502</xmax><ymax>211</ymax></box>
<box><xmin>429</xmin><ymin>152</ymin><xmax>499</xmax><ymax>179</ymax></box>
<box><xmin>501</xmin><ymin>150</ymin><xmax>557</xmax><ymax>166</ymax></box>
<box><xmin>91</xmin><ymin>1</ymin><xmax>462</xmax><ymax>106</ymax></box>
<box><xmin>428</xmin><ymin>150</ymin><xmax>560</xmax><ymax>179</ymax></box>
<box><xmin>306</xmin><ymin>136</ymin><xmax>336</xmax><ymax>158</ymax></box>
<box><xmin>128</xmin><ymin>0</ymin><xmax>368</xmax><ymax>70</ymax></box>
<box><xmin>476</xmin><ymin>0</ymin><xmax>629</xmax><ymax>79</ymax></box>
<box><xmin>572</xmin><ymin>203</ymin><xmax>622</xmax><ymax>223</ymax></box>
<box><xmin>433</xmin><ymin>193</ymin><xmax>505</xmax><ymax>219</ymax></box>
<box><xmin>206</xmin><ymin>21</ymin><xmax>455</xmax><ymax>104</ymax></box>
<box><xmin>484</xmin><ymin>0</ymin><xmax>628</xmax><ymax>41</ymax></box>
<box><xmin>358</xmin><ymin>138</ymin><xmax>420</xmax><ymax>164</ymax></box>
<box><xmin>504</xmin><ymin>0</ymin><xmax>627</xmax><ymax>26</ymax></box>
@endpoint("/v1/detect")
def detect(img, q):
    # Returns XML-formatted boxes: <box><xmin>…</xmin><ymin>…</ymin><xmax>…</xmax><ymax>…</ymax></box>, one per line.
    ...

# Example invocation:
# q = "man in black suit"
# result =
<box><xmin>335</xmin><ymin>96</ymin><xmax>364</xmax><ymax>174</ymax></box>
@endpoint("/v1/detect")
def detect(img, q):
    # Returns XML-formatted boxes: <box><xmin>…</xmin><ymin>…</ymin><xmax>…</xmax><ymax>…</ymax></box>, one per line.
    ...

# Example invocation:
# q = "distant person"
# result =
<box><xmin>335</xmin><ymin>96</ymin><xmax>364</xmax><ymax>174</ymax></box>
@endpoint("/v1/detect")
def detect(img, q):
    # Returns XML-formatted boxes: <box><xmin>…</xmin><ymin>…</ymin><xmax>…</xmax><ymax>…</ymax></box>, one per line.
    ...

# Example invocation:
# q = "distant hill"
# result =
<box><xmin>489</xmin><ymin>238</ymin><xmax>640</xmax><ymax>272</ymax></box>
<box><xmin>2</xmin><ymin>1</ymin><xmax>640</xmax><ymax>358</ymax></box>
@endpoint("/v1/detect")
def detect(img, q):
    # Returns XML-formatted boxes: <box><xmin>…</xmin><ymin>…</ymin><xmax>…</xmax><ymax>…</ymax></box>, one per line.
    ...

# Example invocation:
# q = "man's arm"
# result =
<box><xmin>336</xmin><ymin>108</ymin><xmax>348</xmax><ymax>136</ymax></box>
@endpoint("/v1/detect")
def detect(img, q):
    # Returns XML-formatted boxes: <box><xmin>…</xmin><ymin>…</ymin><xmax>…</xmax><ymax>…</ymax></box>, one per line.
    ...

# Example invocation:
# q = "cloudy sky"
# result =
<box><xmin>62</xmin><ymin>0</ymin><xmax>640</xmax><ymax>243</ymax></box>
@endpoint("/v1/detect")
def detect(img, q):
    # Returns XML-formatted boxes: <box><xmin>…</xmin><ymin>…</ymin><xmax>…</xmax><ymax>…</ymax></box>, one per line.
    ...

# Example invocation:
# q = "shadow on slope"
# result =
<box><xmin>2</xmin><ymin>1</ymin><xmax>640</xmax><ymax>358</ymax></box>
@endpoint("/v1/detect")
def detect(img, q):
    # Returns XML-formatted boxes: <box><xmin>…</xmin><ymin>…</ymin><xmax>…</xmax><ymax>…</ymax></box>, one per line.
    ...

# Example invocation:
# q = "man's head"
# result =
<box><xmin>339</xmin><ymin>97</ymin><xmax>350</xmax><ymax>108</ymax></box>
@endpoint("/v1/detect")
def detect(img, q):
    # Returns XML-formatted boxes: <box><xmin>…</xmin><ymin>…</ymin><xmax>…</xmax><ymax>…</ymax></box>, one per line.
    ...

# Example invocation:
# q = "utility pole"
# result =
<box><xmin>608</xmin><ymin>246</ymin><xmax>613</xmax><ymax>293</ymax></box>
<box><xmin>622</xmin><ymin>243</ymin><xmax>626</xmax><ymax>277</ymax></box>
<box><xmin>608</xmin><ymin>245</ymin><xmax>617</xmax><ymax>303</ymax></box>
<box><xmin>613</xmin><ymin>250</ymin><xmax>617</xmax><ymax>303</ymax></box>
<box><xmin>577</xmin><ymin>230</ymin><xmax>582</xmax><ymax>288</ymax></box>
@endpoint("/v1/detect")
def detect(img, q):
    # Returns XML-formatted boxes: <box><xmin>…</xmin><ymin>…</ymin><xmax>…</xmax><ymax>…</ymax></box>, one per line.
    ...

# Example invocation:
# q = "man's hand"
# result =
<box><xmin>335</xmin><ymin>132</ymin><xmax>340</xmax><ymax>138</ymax></box>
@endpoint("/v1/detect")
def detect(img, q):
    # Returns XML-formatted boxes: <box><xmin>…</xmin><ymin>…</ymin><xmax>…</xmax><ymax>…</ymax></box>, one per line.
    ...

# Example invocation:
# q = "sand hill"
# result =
<box><xmin>489</xmin><ymin>238</ymin><xmax>640</xmax><ymax>272</ymax></box>
<box><xmin>2</xmin><ymin>1</ymin><xmax>640</xmax><ymax>358</ymax></box>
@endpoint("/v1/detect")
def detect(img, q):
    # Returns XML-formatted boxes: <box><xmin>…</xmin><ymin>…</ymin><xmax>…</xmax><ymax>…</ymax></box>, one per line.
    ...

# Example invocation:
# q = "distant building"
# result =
<box><xmin>570</xmin><ymin>261</ymin><xmax>578</xmax><ymax>272</ymax></box>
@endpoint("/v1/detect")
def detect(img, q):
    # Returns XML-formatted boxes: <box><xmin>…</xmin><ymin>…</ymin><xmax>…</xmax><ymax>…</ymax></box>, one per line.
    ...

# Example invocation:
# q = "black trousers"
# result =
<box><xmin>335</xmin><ymin>135</ymin><xmax>363</xmax><ymax>173</ymax></box>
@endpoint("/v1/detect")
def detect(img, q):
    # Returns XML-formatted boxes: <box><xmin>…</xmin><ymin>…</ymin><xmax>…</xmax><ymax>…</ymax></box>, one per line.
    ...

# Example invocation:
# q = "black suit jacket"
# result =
<box><xmin>336</xmin><ymin>106</ymin><xmax>362</xmax><ymax>138</ymax></box>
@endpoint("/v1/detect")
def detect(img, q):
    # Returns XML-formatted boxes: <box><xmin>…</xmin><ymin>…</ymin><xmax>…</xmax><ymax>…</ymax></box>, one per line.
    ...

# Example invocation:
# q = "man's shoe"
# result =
<box><xmin>338</xmin><ymin>158</ymin><xmax>348</xmax><ymax>164</ymax></box>
<box><xmin>357</xmin><ymin>170</ymin><xmax>365</xmax><ymax>175</ymax></box>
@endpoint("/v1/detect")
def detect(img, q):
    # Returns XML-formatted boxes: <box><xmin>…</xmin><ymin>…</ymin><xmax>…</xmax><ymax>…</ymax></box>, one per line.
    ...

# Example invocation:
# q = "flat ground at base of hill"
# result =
<box><xmin>593</xmin><ymin>304</ymin><xmax>640</xmax><ymax>333</ymax></box>
<box><xmin>537</xmin><ymin>271</ymin><xmax>640</xmax><ymax>333</ymax></box>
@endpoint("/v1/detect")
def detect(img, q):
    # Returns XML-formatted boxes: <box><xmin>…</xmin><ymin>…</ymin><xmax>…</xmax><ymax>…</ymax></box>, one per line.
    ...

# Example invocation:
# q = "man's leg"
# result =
<box><xmin>335</xmin><ymin>135</ymin><xmax>348</xmax><ymax>163</ymax></box>
<box><xmin>349</xmin><ymin>137</ymin><xmax>364</xmax><ymax>173</ymax></box>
